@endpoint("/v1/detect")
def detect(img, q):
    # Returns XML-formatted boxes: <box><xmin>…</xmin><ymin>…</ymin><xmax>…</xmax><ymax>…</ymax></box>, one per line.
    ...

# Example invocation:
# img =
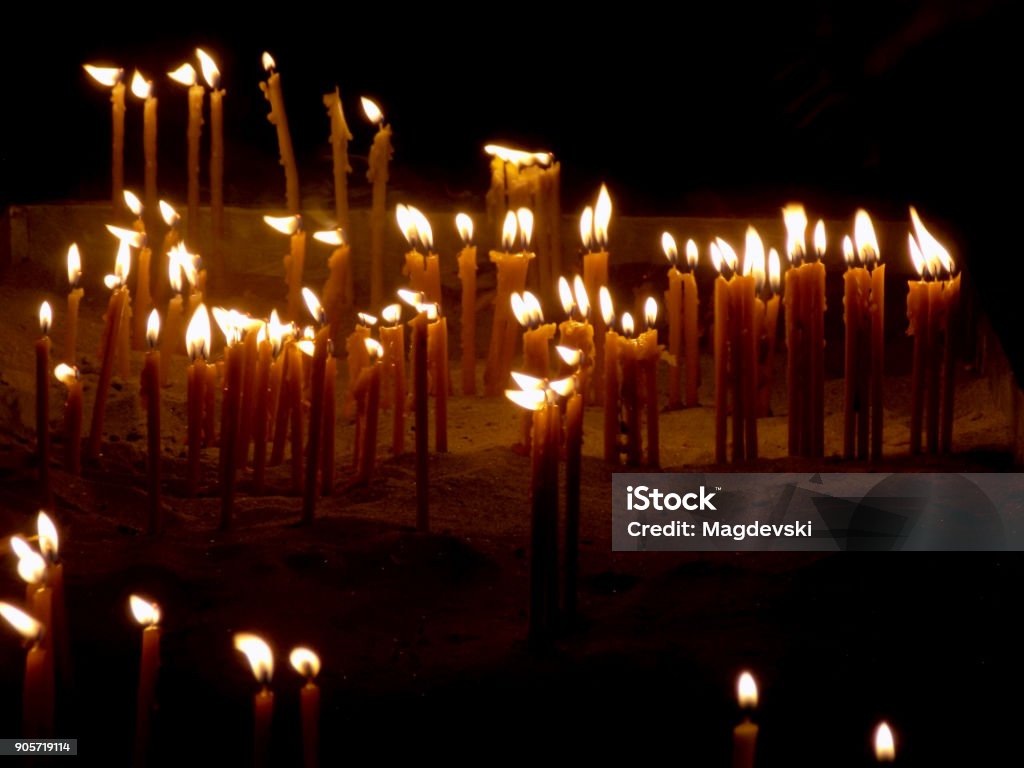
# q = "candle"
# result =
<box><xmin>362</xmin><ymin>97</ymin><xmax>392</xmax><ymax>308</ymax></box>
<box><xmin>168</xmin><ymin>62</ymin><xmax>204</xmax><ymax>245</ymax></box>
<box><xmin>36</xmin><ymin>513</ymin><xmax>69</xmax><ymax>705</ymax></box>
<box><xmin>315</xmin><ymin>228</ymin><xmax>351</xmax><ymax>345</ymax></box>
<box><xmin>84</xmin><ymin>65</ymin><xmax>125</xmax><ymax>209</ymax></box>
<box><xmin>122</xmin><ymin>194</ymin><xmax>154</xmax><ymax>356</ymax></box>
<box><xmin>265</xmin><ymin>215</ymin><xmax>307</xmax><ymax>322</ymax></box>
<box><xmin>732</xmin><ymin>671</ymin><xmax>759</xmax><ymax>768</ymax></box>
<box><xmin>302</xmin><ymin>290</ymin><xmax>329</xmax><ymax>524</ymax></box>
<box><xmin>582</xmin><ymin>187</ymin><xmax>612</xmax><ymax>405</ymax></box>
<box><xmin>321</xmin><ymin>349</ymin><xmax>336</xmax><ymax>496</ymax></box>
<box><xmin>261</xmin><ymin>53</ymin><xmax>300</xmax><ymax>215</ymax></box>
<box><xmin>270</xmin><ymin>325</ymin><xmax>297</xmax><ymax>467</ymax></box>
<box><xmin>142</xmin><ymin>310</ymin><xmax>162</xmax><ymax>534</ymax></box>
<box><xmin>185</xmin><ymin>305</ymin><xmax>211</xmax><ymax>496</ymax></box>
<box><xmin>130</xmin><ymin>71</ymin><xmax>158</xmax><ymax>220</ymax></box>
<box><xmin>234</xmin><ymin>633</ymin><xmax>274</xmax><ymax>768</ymax></box>
<box><xmin>0</xmin><ymin>603</ymin><xmax>51</xmax><ymax>738</ymax></box>
<box><xmin>874</xmin><ymin>721</ymin><xmax>896</xmax><ymax>763</ymax></box>
<box><xmin>856</xmin><ymin>211</ymin><xmax>885</xmax><ymax>462</ymax></box>
<box><xmin>354</xmin><ymin>339</ymin><xmax>384</xmax><ymax>484</ymax></box>
<box><xmin>556</xmin><ymin>276</ymin><xmax>595</xmax><ymax>397</ymax></box>
<box><xmin>599</xmin><ymin>288</ymin><xmax>620</xmax><ymax>463</ymax></box>
<box><xmin>290</xmin><ymin>648</ymin><xmax>321</xmax><ymax>768</ymax></box>
<box><xmin>402</xmin><ymin>290</ymin><xmax>430</xmax><ymax>531</ymax></box>
<box><xmin>36</xmin><ymin>302</ymin><xmax>52</xmax><ymax>493</ymax></box>
<box><xmin>484</xmin><ymin>211</ymin><xmax>534</xmax><ymax>395</ymax></box>
<box><xmin>712</xmin><ymin>243</ymin><xmax>730</xmax><ymax>463</ymax></box>
<box><xmin>162</xmin><ymin>247</ymin><xmax>187</xmax><ymax>387</ymax></box>
<box><xmin>456</xmin><ymin>214</ymin><xmax>477</xmax><ymax>396</ymax></box>
<box><xmin>809</xmin><ymin>220</ymin><xmax>827</xmax><ymax>457</ymax></box>
<box><xmin>618</xmin><ymin>313</ymin><xmax>641</xmax><ymax>465</ymax></box>
<box><xmin>380</xmin><ymin>304</ymin><xmax>406</xmax><ymax>456</ymax></box>
<box><xmin>104</xmin><ymin>226</ymin><xmax>137</xmax><ymax>382</ymax></box>
<box><xmin>426</xmin><ymin>305</ymin><xmax>449</xmax><ymax>453</ymax></box>
<box><xmin>638</xmin><ymin>298</ymin><xmax>661</xmax><ymax>467</ymax></box>
<box><xmin>129</xmin><ymin>595</ymin><xmax>161</xmax><ymax>766</ymax></box>
<box><xmin>759</xmin><ymin>249</ymin><xmax>782</xmax><ymax>417</ymax></box>
<box><xmin>249</xmin><ymin>326</ymin><xmax>274</xmax><ymax>493</ymax></box>
<box><xmin>288</xmin><ymin>340</ymin><xmax>305</xmax><ymax>495</ymax></box>
<box><xmin>558</xmin><ymin>358</ymin><xmax>584</xmax><ymax>619</ymax></box>
<box><xmin>344</xmin><ymin>313</ymin><xmax>376</xmax><ymax>421</ymax></box>
<box><xmin>214</xmin><ymin>309</ymin><xmax>244</xmax><ymax>530</ymax></box>
<box><xmin>513</xmin><ymin>291</ymin><xmax>555</xmax><ymax>449</ymax></box>
<box><xmin>88</xmin><ymin>238</ymin><xmax>132</xmax><ymax>460</ymax></box>
<box><xmin>157</xmin><ymin>201</ymin><xmax>181</xmax><ymax>308</ymax></box>
<box><xmin>197</xmin><ymin>50</ymin><xmax>225</xmax><ymax>279</ymax></box>
<box><xmin>54</xmin><ymin>365</ymin><xmax>82</xmax><ymax>475</ymax></box>
<box><xmin>65</xmin><ymin>244</ymin><xmax>83</xmax><ymax>365</ymax></box>
<box><xmin>739</xmin><ymin>231</ymin><xmax>760</xmax><ymax>460</ymax></box>
<box><xmin>683</xmin><ymin>239</ymin><xmax>700</xmax><ymax>407</ymax></box>
<box><xmin>663</xmin><ymin>233</ymin><xmax>684</xmax><ymax>409</ymax></box>
<box><xmin>324</xmin><ymin>88</ymin><xmax>352</xmax><ymax>241</ymax></box>
<box><xmin>907</xmin><ymin>233</ymin><xmax>928</xmax><ymax>456</ymax></box>
<box><xmin>843</xmin><ymin>234</ymin><xmax>867</xmax><ymax>459</ymax></box>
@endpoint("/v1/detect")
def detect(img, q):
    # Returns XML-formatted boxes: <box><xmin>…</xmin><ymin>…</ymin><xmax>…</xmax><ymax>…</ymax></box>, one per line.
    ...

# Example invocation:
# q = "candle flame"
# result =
<box><xmin>234</xmin><ymin>633</ymin><xmax>274</xmax><ymax>685</ymax></box>
<box><xmin>0</xmin><ymin>602</ymin><xmax>42</xmax><ymax>643</ymax></box>
<box><xmin>289</xmin><ymin>647</ymin><xmax>321</xmax><ymax>679</ymax></box>
<box><xmin>744</xmin><ymin>226</ymin><xmax>765</xmax><ymax>282</ymax></box>
<box><xmin>39</xmin><ymin>302</ymin><xmax>52</xmax><ymax>336</ymax></box>
<box><xmin>813</xmin><ymin>219</ymin><xmax>826</xmax><ymax>258</ymax></box>
<box><xmin>483</xmin><ymin>144</ymin><xmax>552</xmax><ymax>168</ymax></box>
<box><xmin>423</xmin><ymin>303</ymin><xmax>439</xmax><ymax>322</ymax></box>
<box><xmin>382</xmin><ymin>304</ymin><xmax>402</xmax><ymax>325</ymax></box>
<box><xmin>558</xmin><ymin>277</ymin><xmax>575</xmax><ymax>316</ymax></box>
<box><xmin>505</xmin><ymin>387</ymin><xmax>546</xmax><ymax>411</ymax></box>
<box><xmin>196</xmin><ymin>48</ymin><xmax>220</xmax><ymax>89</ymax></box>
<box><xmin>662</xmin><ymin>232</ymin><xmax>678</xmax><ymax>266</ymax></box>
<box><xmin>396</xmin><ymin>204</ymin><xmax>415</xmax><ymax>245</ymax></box>
<box><xmin>556</xmin><ymin>345</ymin><xmax>582</xmax><ymax>368</ymax></box>
<box><xmin>643</xmin><ymin>297</ymin><xmax>658</xmax><ymax>329</ymax></box>
<box><xmin>579</xmin><ymin>206</ymin><xmax>594</xmax><ymax>251</ymax></box>
<box><xmin>516</xmin><ymin>208</ymin><xmax>533</xmax><ymax>250</ymax></box>
<box><xmin>599</xmin><ymin>287</ymin><xmax>614</xmax><ymax>326</ymax></box>
<box><xmin>685</xmin><ymin>239</ymin><xmax>698</xmax><ymax>270</ymax></box>
<box><xmin>412</xmin><ymin>208</ymin><xmax>434</xmax><ymax>251</ymax></box>
<box><xmin>549</xmin><ymin>376</ymin><xmax>576</xmax><ymax>398</ymax></box>
<box><xmin>159</xmin><ymin>200</ymin><xmax>180</xmax><ymax>227</ymax></box>
<box><xmin>261</xmin><ymin>51</ymin><xmax>276</xmax><ymax>72</ymax></box>
<box><xmin>737</xmin><ymin>671</ymin><xmax>758</xmax><ymax>709</ymax></box>
<box><xmin>715</xmin><ymin>238</ymin><xmax>739</xmax><ymax>274</ymax></box>
<box><xmin>855</xmin><ymin>210</ymin><xmax>879</xmax><ymax>266</ymax></box>
<box><xmin>511</xmin><ymin>293</ymin><xmax>530</xmax><ymax>327</ymax></box>
<box><xmin>621</xmin><ymin>312</ymin><xmax>635</xmax><ymax>338</ymax></box>
<box><xmin>130</xmin><ymin>70</ymin><xmax>153</xmax><ymax>99</ymax></box>
<box><xmin>168</xmin><ymin>62</ymin><xmax>197</xmax><ymax>87</ymax></box>
<box><xmin>302</xmin><ymin>288</ymin><xmax>324</xmax><ymax>324</ymax></box>
<box><xmin>313</xmin><ymin>229</ymin><xmax>345</xmax><ymax>247</ymax></box>
<box><xmin>67</xmin><ymin>243</ymin><xmax>82</xmax><ymax>287</ymax></box>
<box><xmin>711</xmin><ymin>242</ymin><xmax>723</xmax><ymax>274</ymax></box>
<box><xmin>168</xmin><ymin>246</ymin><xmax>185</xmax><ymax>294</ymax></box>
<box><xmin>524</xmin><ymin>291</ymin><xmax>543</xmax><ymax>324</ymax></box>
<box><xmin>129</xmin><ymin>595</ymin><xmax>160</xmax><ymax>627</ymax></box>
<box><xmin>296</xmin><ymin>340</ymin><xmax>315</xmax><ymax>357</ymax></box>
<box><xmin>36</xmin><ymin>509</ymin><xmax>60</xmax><ymax>562</ymax></box>
<box><xmin>842</xmin><ymin>235</ymin><xmax>855</xmax><ymax>267</ymax></box>
<box><xmin>112</xmin><ymin>237</ymin><xmax>131</xmax><ymax>286</ymax></box>
<box><xmin>84</xmin><ymin>64</ymin><xmax>122</xmax><ymax>87</ymax></box>
<box><xmin>398</xmin><ymin>288</ymin><xmax>424</xmax><ymax>309</ymax></box>
<box><xmin>573</xmin><ymin>276</ymin><xmax>590</xmax><ymax>320</ymax></box>
<box><xmin>106</xmin><ymin>225</ymin><xmax>144</xmax><ymax>249</ymax></box>
<box><xmin>264</xmin><ymin>215</ymin><xmax>300</xmax><ymax>236</ymax></box>
<box><xmin>593</xmin><ymin>185</ymin><xmax>611</xmax><ymax>249</ymax></box>
<box><xmin>123</xmin><ymin>190</ymin><xmax>143</xmax><ymax>217</ymax></box>
<box><xmin>511</xmin><ymin>371</ymin><xmax>544</xmax><ymax>391</ymax></box>
<box><xmin>783</xmin><ymin>204</ymin><xmax>808</xmax><ymax>262</ymax></box>
<box><xmin>146</xmin><ymin>310</ymin><xmax>160</xmax><ymax>348</ymax></box>
<box><xmin>874</xmin><ymin>722</ymin><xmax>895</xmax><ymax>762</ymax></box>
<box><xmin>186</xmin><ymin>304</ymin><xmax>212</xmax><ymax>361</ymax></box>
<box><xmin>54</xmin><ymin>363</ymin><xmax>79</xmax><ymax>387</ymax></box>
<box><xmin>909</xmin><ymin>207</ymin><xmax>954</xmax><ymax>275</ymax></box>
<box><xmin>365</xmin><ymin>337</ymin><xmax>384</xmax><ymax>362</ymax></box>
<box><xmin>267</xmin><ymin>310</ymin><xmax>290</xmax><ymax>358</ymax></box>
<box><xmin>502</xmin><ymin>211</ymin><xmax>518</xmax><ymax>252</ymax></box>
<box><xmin>455</xmin><ymin>213</ymin><xmax>474</xmax><ymax>244</ymax></box>
<box><xmin>768</xmin><ymin>249</ymin><xmax>781</xmax><ymax>295</ymax></box>
<box><xmin>357</xmin><ymin>312</ymin><xmax>378</xmax><ymax>327</ymax></box>
<box><xmin>212</xmin><ymin>307</ymin><xmax>239</xmax><ymax>346</ymax></box>
<box><xmin>361</xmin><ymin>96</ymin><xmax>384</xmax><ymax>125</ymax></box>
<box><xmin>11</xmin><ymin>536</ymin><xmax>46</xmax><ymax>586</ymax></box>
<box><xmin>908</xmin><ymin>234</ymin><xmax>926</xmax><ymax>278</ymax></box>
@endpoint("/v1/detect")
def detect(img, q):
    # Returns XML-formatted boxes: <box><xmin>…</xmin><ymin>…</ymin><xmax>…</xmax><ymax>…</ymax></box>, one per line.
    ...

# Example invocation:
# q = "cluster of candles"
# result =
<box><xmin>0</xmin><ymin>522</ymin><xmax>901</xmax><ymax>766</ymax></box>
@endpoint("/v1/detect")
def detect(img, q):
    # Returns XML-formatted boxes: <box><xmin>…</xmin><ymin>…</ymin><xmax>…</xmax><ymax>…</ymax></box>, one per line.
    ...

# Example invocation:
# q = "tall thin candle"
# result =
<box><xmin>260</xmin><ymin>53</ymin><xmax>300</xmax><ymax>214</ymax></box>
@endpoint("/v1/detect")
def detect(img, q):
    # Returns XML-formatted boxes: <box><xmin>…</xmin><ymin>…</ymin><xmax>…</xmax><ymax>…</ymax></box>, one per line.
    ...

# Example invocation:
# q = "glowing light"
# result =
<box><xmin>502</xmin><ymin>211</ymin><xmax>518</xmax><ymax>251</ymax></box>
<box><xmin>261</xmin><ymin>52</ymin><xmax>276</xmax><ymax>72</ymax></box>
<box><xmin>455</xmin><ymin>213</ymin><xmax>474</xmax><ymax>244</ymax></box>
<box><xmin>783</xmin><ymin>204</ymin><xmax>808</xmax><ymax>262</ymax></box>
<box><xmin>123</xmin><ymin>190</ymin><xmax>143</xmax><ymax>216</ymax></box>
<box><xmin>813</xmin><ymin>219</ymin><xmax>826</xmax><ymax>258</ymax></box>
<box><xmin>744</xmin><ymin>226</ymin><xmax>765</xmax><ymax>281</ymax></box>
<box><xmin>505</xmin><ymin>388</ymin><xmax>546</xmax><ymax>411</ymax></box>
<box><xmin>361</xmin><ymin>97</ymin><xmax>383</xmax><ymax>125</ymax></box>
<box><xmin>662</xmin><ymin>232</ymin><xmax>678</xmax><ymax>266</ymax></box>
<box><xmin>909</xmin><ymin>207</ymin><xmax>954</xmax><ymax>275</ymax></box>
<box><xmin>313</xmin><ymin>229</ymin><xmax>345</xmax><ymax>247</ymax></box>
<box><xmin>411</xmin><ymin>207</ymin><xmax>434</xmax><ymax>251</ymax></box>
<box><xmin>599</xmin><ymin>287</ymin><xmax>614</xmax><ymax>327</ymax></box>
<box><xmin>196</xmin><ymin>48</ymin><xmax>220</xmax><ymax>89</ymax></box>
<box><xmin>356</xmin><ymin>312</ymin><xmax>378</xmax><ymax>327</ymax></box>
<box><xmin>398</xmin><ymin>289</ymin><xmax>424</xmax><ymax>309</ymax></box>
<box><xmin>558</xmin><ymin>277</ymin><xmax>574</xmax><ymax>316</ymax></box>
<box><xmin>908</xmin><ymin>234</ymin><xmax>926</xmax><ymax>278</ymax></box>
<box><xmin>67</xmin><ymin>244</ymin><xmax>82</xmax><ymax>287</ymax></box>
<box><xmin>516</xmin><ymin>208</ymin><xmax>533</xmax><ymax>250</ymax></box>
<box><xmin>579</xmin><ymin>206</ymin><xmax>594</xmax><ymax>251</ymax></box>
<box><xmin>302</xmin><ymin>288</ymin><xmax>324</xmax><ymax>324</ymax></box>
<box><xmin>168</xmin><ymin>62</ymin><xmax>197</xmax><ymax>87</ymax></box>
<box><xmin>768</xmin><ymin>249</ymin><xmax>782</xmax><ymax>295</ymax></box>
<box><xmin>129</xmin><ymin>595</ymin><xmax>160</xmax><ymax>627</ymax></box>
<box><xmin>365</xmin><ymin>338</ymin><xmax>384</xmax><ymax>362</ymax></box>
<box><xmin>685</xmin><ymin>239</ymin><xmax>698</xmax><ymax>270</ymax></box>
<box><xmin>574</xmin><ymin>276</ymin><xmax>591</xmax><ymax>319</ymax></box>
<box><xmin>0</xmin><ymin>603</ymin><xmax>42</xmax><ymax>643</ymax></box>
<box><xmin>11</xmin><ymin>536</ymin><xmax>46</xmax><ymax>586</ymax></box>
<box><xmin>146</xmin><ymin>310</ymin><xmax>160</xmax><ymax>348</ymax></box>
<box><xmin>84</xmin><ymin>65</ymin><xmax>122</xmax><ymax>87</ymax></box>
<box><xmin>106</xmin><ymin>225</ymin><xmax>144</xmax><ymax>249</ymax></box>
<box><xmin>289</xmin><ymin>648</ymin><xmax>321</xmax><ymax>679</ymax></box>
<box><xmin>715</xmin><ymin>238</ymin><xmax>739</xmax><ymax>274</ymax></box>
<box><xmin>130</xmin><ymin>71</ymin><xmax>153</xmax><ymax>99</ymax></box>
<box><xmin>234</xmin><ymin>633</ymin><xmax>274</xmax><ymax>685</ymax></box>
<box><xmin>594</xmin><ymin>185</ymin><xmax>612</xmax><ymax>249</ymax></box>
<box><xmin>39</xmin><ymin>302</ymin><xmax>52</xmax><ymax>336</ymax></box>
<box><xmin>556</xmin><ymin>346</ymin><xmax>582</xmax><ymax>368</ymax></box>
<box><xmin>855</xmin><ymin>210</ymin><xmax>879</xmax><ymax>266</ymax></box>
<box><xmin>621</xmin><ymin>312</ymin><xmax>635</xmax><ymax>338</ymax></box>
<box><xmin>549</xmin><ymin>377</ymin><xmax>576</xmax><ymax>397</ymax></box>
<box><xmin>737</xmin><ymin>672</ymin><xmax>758</xmax><ymax>709</ymax></box>
<box><xmin>483</xmin><ymin>144</ymin><xmax>552</xmax><ymax>168</ymax></box>
<box><xmin>382</xmin><ymin>304</ymin><xmax>402</xmax><ymax>325</ymax></box>
<box><xmin>511</xmin><ymin>371</ymin><xmax>544</xmax><ymax>391</ymax></box>
<box><xmin>159</xmin><ymin>200</ymin><xmax>180</xmax><ymax>227</ymax></box>
<box><xmin>264</xmin><ymin>215</ymin><xmax>300</xmax><ymax>236</ymax></box>
<box><xmin>644</xmin><ymin>297</ymin><xmax>658</xmax><ymax>328</ymax></box>
<box><xmin>511</xmin><ymin>292</ymin><xmax>529</xmax><ymax>327</ymax></box>
<box><xmin>874</xmin><ymin>722</ymin><xmax>895</xmax><ymax>762</ymax></box>
<box><xmin>54</xmin><ymin>364</ymin><xmax>78</xmax><ymax>387</ymax></box>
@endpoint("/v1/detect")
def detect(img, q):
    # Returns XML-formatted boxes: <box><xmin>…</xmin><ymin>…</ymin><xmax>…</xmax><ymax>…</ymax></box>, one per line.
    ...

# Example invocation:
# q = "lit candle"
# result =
<box><xmin>142</xmin><ymin>310</ymin><xmax>162</xmax><ymax>534</ymax></box>
<box><xmin>906</xmin><ymin>233</ymin><xmax>928</xmax><ymax>456</ymax></box>
<box><xmin>197</xmin><ymin>49</ymin><xmax>225</xmax><ymax>279</ymax></box>
<box><xmin>663</xmin><ymin>233</ymin><xmax>684</xmax><ymax>409</ymax></box>
<box><xmin>88</xmin><ymin>237</ymin><xmax>133</xmax><ymax>460</ymax></box>
<box><xmin>251</xmin><ymin>323</ymin><xmax>274</xmax><ymax>495</ymax></box>
<box><xmin>513</xmin><ymin>291</ymin><xmax>555</xmax><ymax>449</ymax></box>
<box><xmin>556</xmin><ymin>276</ymin><xmax>595</xmax><ymax>397</ymax></box>
<box><xmin>683</xmin><ymin>239</ymin><xmax>700</xmax><ymax>407</ymax></box>
<box><xmin>83</xmin><ymin>65</ymin><xmax>125</xmax><ymax>210</ymax></box>
<box><xmin>235</xmin><ymin>633</ymin><xmax>275</xmax><ymax>768</ymax></box>
<box><xmin>712</xmin><ymin>242</ymin><xmax>730</xmax><ymax>463</ymax></box>
<box><xmin>380</xmin><ymin>304</ymin><xmax>406</xmax><ymax>456</ymax></box>
<box><xmin>582</xmin><ymin>186</ymin><xmax>612</xmax><ymax>405</ymax></box>
<box><xmin>558</xmin><ymin>352</ymin><xmax>584</xmax><ymax>619</ymax></box>
<box><xmin>265</xmin><ymin>215</ymin><xmax>307</xmax><ymax>323</ymax></box>
<box><xmin>619</xmin><ymin>313</ymin><xmax>641</xmax><ymax>465</ymax></box>
<box><xmin>236</xmin><ymin>319</ymin><xmax>262</xmax><ymax>473</ymax></box>
<box><xmin>456</xmin><ymin>214</ymin><xmax>477</xmax><ymax>395</ymax></box>
<box><xmin>315</xmin><ymin>228</ymin><xmax>351</xmax><ymax>345</ymax></box>
<box><xmin>158</xmin><ymin>201</ymin><xmax>181</xmax><ymax>308</ymax></box>
<box><xmin>738</xmin><ymin>231</ymin><xmax>759</xmax><ymax>460</ymax></box>
<box><xmin>759</xmin><ymin>249</ymin><xmax>782</xmax><ymax>418</ymax></box>
<box><xmin>856</xmin><ymin>211</ymin><xmax>885</xmax><ymax>461</ymax></box>
<box><xmin>324</xmin><ymin>87</ymin><xmax>352</xmax><ymax>241</ymax></box>
<box><xmin>354</xmin><ymin>338</ymin><xmax>384</xmax><ymax>484</ymax></box>
<box><xmin>344</xmin><ymin>313</ymin><xmax>376</xmax><ymax>421</ymax></box>
<box><xmin>0</xmin><ymin>602</ymin><xmax>51</xmax><ymax>737</ymax></box>
<box><xmin>168</xmin><ymin>62</ymin><xmax>204</xmax><ymax>245</ymax></box>
<box><xmin>289</xmin><ymin>336</ymin><xmax>307</xmax><ymax>495</ymax></box>
<box><xmin>843</xmin><ymin>234</ymin><xmax>866</xmax><ymax>459</ymax></box>
<box><xmin>129</xmin><ymin>595</ymin><xmax>161</xmax><ymax>766</ymax></box>
<box><xmin>783</xmin><ymin>205</ymin><xmax>810</xmax><ymax>457</ymax></box>
<box><xmin>106</xmin><ymin>225</ymin><xmax>138</xmax><ymax>382</ymax></box>
<box><xmin>120</xmin><ymin>193</ymin><xmax>153</xmax><ymax>357</ymax></box>
<box><xmin>131</xmin><ymin>71</ymin><xmax>158</xmax><ymax>220</ymax></box>
<box><xmin>639</xmin><ymin>298</ymin><xmax>661</xmax><ymax>467</ymax></box>
<box><xmin>36</xmin><ymin>302</ymin><xmax>52</xmax><ymax>492</ymax></box>
<box><xmin>302</xmin><ymin>289</ymin><xmax>329</xmax><ymax>524</ymax></box>
<box><xmin>809</xmin><ymin>219</ymin><xmax>827</xmax><ymax>457</ymax></box>
<box><xmin>362</xmin><ymin>97</ymin><xmax>392</xmax><ymax>308</ymax></box>
<box><xmin>261</xmin><ymin>53</ymin><xmax>300</xmax><ymax>214</ymax></box>
<box><xmin>37</xmin><ymin>513</ymin><xmax>68</xmax><ymax>704</ymax></box>
<box><xmin>290</xmin><ymin>648</ymin><xmax>321</xmax><ymax>768</ymax></box>
<box><xmin>600</xmin><ymin>288</ymin><xmax>620</xmax><ymax>463</ymax></box>
<box><xmin>270</xmin><ymin>315</ymin><xmax>296</xmax><ymax>468</ymax></box>
<box><xmin>874</xmin><ymin>721</ymin><xmax>896</xmax><ymax>763</ymax></box>
<box><xmin>484</xmin><ymin>211</ymin><xmax>534</xmax><ymax>395</ymax></box>
<box><xmin>321</xmin><ymin>345</ymin><xmax>337</xmax><ymax>497</ymax></box>
<box><xmin>732</xmin><ymin>671</ymin><xmax>759</xmax><ymax>768</ymax></box>
<box><xmin>214</xmin><ymin>308</ymin><xmax>244</xmax><ymax>529</ymax></box>
<box><xmin>185</xmin><ymin>305</ymin><xmax>211</xmax><ymax>496</ymax></box>
<box><xmin>163</xmin><ymin>245</ymin><xmax>187</xmax><ymax>387</ymax></box>
<box><xmin>426</xmin><ymin>304</ymin><xmax>449</xmax><ymax>453</ymax></box>
<box><xmin>65</xmin><ymin>244</ymin><xmax>83</xmax><ymax>365</ymax></box>
<box><xmin>54</xmin><ymin>365</ymin><xmax>81</xmax><ymax>475</ymax></box>
<box><xmin>402</xmin><ymin>290</ymin><xmax>430</xmax><ymax>530</ymax></box>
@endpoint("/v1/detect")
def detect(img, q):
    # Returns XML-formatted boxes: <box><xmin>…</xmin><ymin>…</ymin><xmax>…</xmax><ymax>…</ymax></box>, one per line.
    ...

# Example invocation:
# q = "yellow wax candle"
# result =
<box><xmin>682</xmin><ymin>239</ymin><xmax>700</xmax><ymax>408</ymax></box>
<box><xmin>324</xmin><ymin>87</ymin><xmax>352</xmax><ymax>237</ymax></box>
<box><xmin>456</xmin><ymin>215</ymin><xmax>477</xmax><ymax>396</ymax></box>
<box><xmin>316</xmin><ymin>229</ymin><xmax>351</xmax><ymax>344</ymax></box>
<box><xmin>732</xmin><ymin>672</ymin><xmax>759</xmax><ymax>768</ymax></box>
<box><xmin>582</xmin><ymin>185</ymin><xmax>612</xmax><ymax>404</ymax></box>
<box><xmin>363</xmin><ymin>97</ymin><xmax>392</xmax><ymax>308</ymax></box>
<box><xmin>85</xmin><ymin>65</ymin><xmax>126</xmax><ymax>210</ymax></box>
<box><xmin>234</xmin><ymin>634</ymin><xmax>274</xmax><ymax>768</ymax></box>
<box><xmin>662</xmin><ymin>233</ymin><xmax>683</xmax><ymax>408</ymax></box>
<box><xmin>130</xmin><ymin>72</ymin><xmax>158</xmax><ymax>217</ymax></box>
<box><xmin>129</xmin><ymin>596</ymin><xmax>161</xmax><ymax>765</ymax></box>
<box><xmin>169</xmin><ymin>62</ymin><xmax>204</xmax><ymax>245</ymax></box>
<box><xmin>290</xmin><ymin>649</ymin><xmax>321</xmax><ymax>768</ymax></box>
<box><xmin>260</xmin><ymin>53</ymin><xmax>300</xmax><ymax>214</ymax></box>
<box><xmin>65</xmin><ymin>244</ymin><xmax>83</xmax><ymax>364</ymax></box>
<box><xmin>379</xmin><ymin>305</ymin><xmax>406</xmax><ymax>456</ymax></box>
<box><xmin>198</xmin><ymin>50</ymin><xmax>225</xmax><ymax>281</ymax></box>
